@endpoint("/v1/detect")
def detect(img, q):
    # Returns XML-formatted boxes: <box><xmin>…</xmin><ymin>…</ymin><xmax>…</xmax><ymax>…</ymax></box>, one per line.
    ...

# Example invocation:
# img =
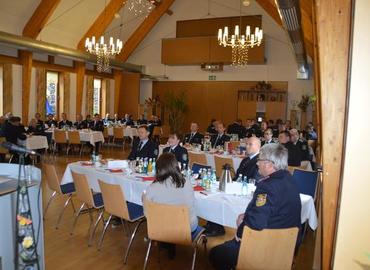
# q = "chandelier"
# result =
<box><xmin>231</xmin><ymin>46</ymin><xmax>248</xmax><ymax>67</ymax></box>
<box><xmin>128</xmin><ymin>0</ymin><xmax>155</xmax><ymax>16</ymax></box>
<box><xmin>85</xmin><ymin>36</ymin><xmax>123</xmax><ymax>72</ymax></box>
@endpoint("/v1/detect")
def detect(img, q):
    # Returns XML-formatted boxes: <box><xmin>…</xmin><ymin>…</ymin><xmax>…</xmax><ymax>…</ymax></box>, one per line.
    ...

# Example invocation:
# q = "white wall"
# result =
<box><xmin>139</xmin><ymin>80</ymin><xmax>153</xmax><ymax>104</ymax></box>
<box><xmin>127</xmin><ymin>0</ymin><xmax>314</xmax><ymax>116</ymax></box>
<box><xmin>333</xmin><ymin>1</ymin><xmax>370</xmax><ymax>269</ymax></box>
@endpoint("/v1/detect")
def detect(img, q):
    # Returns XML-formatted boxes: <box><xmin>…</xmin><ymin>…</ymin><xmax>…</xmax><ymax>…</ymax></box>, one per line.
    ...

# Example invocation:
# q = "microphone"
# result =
<box><xmin>1</xmin><ymin>141</ymin><xmax>39</xmax><ymax>155</ymax></box>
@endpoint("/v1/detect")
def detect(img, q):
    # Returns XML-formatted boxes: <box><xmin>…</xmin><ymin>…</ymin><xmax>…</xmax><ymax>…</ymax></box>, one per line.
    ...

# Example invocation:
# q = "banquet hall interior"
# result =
<box><xmin>0</xmin><ymin>0</ymin><xmax>368</xmax><ymax>269</ymax></box>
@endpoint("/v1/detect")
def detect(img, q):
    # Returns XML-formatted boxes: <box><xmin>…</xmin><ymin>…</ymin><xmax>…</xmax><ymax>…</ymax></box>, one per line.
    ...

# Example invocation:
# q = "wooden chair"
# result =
<box><xmin>70</xmin><ymin>171</ymin><xmax>104</xmax><ymax>245</ymax></box>
<box><xmin>67</xmin><ymin>131</ymin><xmax>83</xmax><ymax>155</ymax></box>
<box><xmin>43</xmin><ymin>163</ymin><xmax>76</xmax><ymax>229</ymax></box>
<box><xmin>113</xmin><ymin>126</ymin><xmax>125</xmax><ymax>146</ymax></box>
<box><xmin>188</xmin><ymin>152</ymin><xmax>208</xmax><ymax>167</ymax></box>
<box><xmin>236</xmin><ymin>226</ymin><xmax>298</xmax><ymax>270</ymax></box>
<box><xmin>95</xmin><ymin>180</ymin><xmax>145</xmax><ymax>263</ymax></box>
<box><xmin>143</xmin><ymin>200</ymin><xmax>207</xmax><ymax>270</ymax></box>
<box><xmin>214</xmin><ymin>155</ymin><xmax>235</xmax><ymax>178</ymax></box>
<box><xmin>53</xmin><ymin>130</ymin><xmax>68</xmax><ymax>155</ymax></box>
<box><xmin>103</xmin><ymin>127</ymin><xmax>111</xmax><ymax>145</ymax></box>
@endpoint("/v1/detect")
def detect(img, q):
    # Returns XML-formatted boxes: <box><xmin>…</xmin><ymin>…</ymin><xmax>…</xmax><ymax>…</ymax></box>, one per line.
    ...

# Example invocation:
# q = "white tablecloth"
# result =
<box><xmin>107</xmin><ymin>127</ymin><xmax>138</xmax><ymax>139</ymax></box>
<box><xmin>47</xmin><ymin>130</ymin><xmax>104</xmax><ymax>146</ymax></box>
<box><xmin>24</xmin><ymin>135</ymin><xmax>49</xmax><ymax>150</ymax></box>
<box><xmin>62</xmin><ymin>162</ymin><xmax>318</xmax><ymax>230</ymax></box>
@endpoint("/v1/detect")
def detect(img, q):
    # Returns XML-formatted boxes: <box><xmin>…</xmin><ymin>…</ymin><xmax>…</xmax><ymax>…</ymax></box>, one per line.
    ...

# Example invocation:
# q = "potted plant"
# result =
<box><xmin>164</xmin><ymin>91</ymin><xmax>188</xmax><ymax>134</ymax></box>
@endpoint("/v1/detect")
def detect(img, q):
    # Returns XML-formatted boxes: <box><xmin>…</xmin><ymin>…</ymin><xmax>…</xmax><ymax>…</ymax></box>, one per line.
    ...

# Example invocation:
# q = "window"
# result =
<box><xmin>93</xmin><ymin>78</ymin><xmax>102</xmax><ymax>115</ymax></box>
<box><xmin>46</xmin><ymin>71</ymin><xmax>59</xmax><ymax>116</ymax></box>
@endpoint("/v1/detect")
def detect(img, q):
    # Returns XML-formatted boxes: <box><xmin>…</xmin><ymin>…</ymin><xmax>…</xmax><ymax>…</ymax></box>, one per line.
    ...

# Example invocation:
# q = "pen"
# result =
<box><xmin>200</xmin><ymin>191</ymin><xmax>208</xmax><ymax>196</ymax></box>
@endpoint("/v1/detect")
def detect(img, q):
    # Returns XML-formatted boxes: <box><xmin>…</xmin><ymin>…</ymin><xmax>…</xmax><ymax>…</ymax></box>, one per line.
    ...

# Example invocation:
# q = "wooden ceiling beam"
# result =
<box><xmin>150</xmin><ymin>0</ymin><xmax>173</xmax><ymax>15</ymax></box>
<box><xmin>22</xmin><ymin>0</ymin><xmax>61</xmax><ymax>38</ymax></box>
<box><xmin>255</xmin><ymin>0</ymin><xmax>282</xmax><ymax>26</ymax></box>
<box><xmin>117</xmin><ymin>0</ymin><xmax>175</xmax><ymax>62</ymax></box>
<box><xmin>77</xmin><ymin>0</ymin><xmax>127</xmax><ymax>50</ymax></box>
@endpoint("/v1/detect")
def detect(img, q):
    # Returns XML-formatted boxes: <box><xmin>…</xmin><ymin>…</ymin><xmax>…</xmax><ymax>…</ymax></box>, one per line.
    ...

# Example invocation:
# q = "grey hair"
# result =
<box><xmin>260</xmin><ymin>143</ymin><xmax>288</xmax><ymax>170</ymax></box>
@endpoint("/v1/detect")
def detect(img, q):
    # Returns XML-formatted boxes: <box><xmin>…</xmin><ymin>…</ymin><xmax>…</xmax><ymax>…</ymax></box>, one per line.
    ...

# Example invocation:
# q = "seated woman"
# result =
<box><xmin>143</xmin><ymin>152</ymin><xmax>198</xmax><ymax>258</ymax></box>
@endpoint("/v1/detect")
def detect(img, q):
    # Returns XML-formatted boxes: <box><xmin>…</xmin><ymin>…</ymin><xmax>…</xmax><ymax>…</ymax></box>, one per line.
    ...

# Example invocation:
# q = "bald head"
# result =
<box><xmin>246</xmin><ymin>137</ymin><xmax>261</xmax><ymax>156</ymax></box>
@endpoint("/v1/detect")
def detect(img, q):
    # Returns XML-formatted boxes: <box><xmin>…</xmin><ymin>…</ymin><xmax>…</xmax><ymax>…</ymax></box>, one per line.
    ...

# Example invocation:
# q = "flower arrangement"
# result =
<box><xmin>298</xmin><ymin>94</ymin><xmax>316</xmax><ymax>112</ymax></box>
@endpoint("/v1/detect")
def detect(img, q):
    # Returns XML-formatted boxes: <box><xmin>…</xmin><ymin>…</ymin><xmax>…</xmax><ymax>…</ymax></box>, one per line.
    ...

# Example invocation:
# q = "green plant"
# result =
<box><xmin>164</xmin><ymin>91</ymin><xmax>188</xmax><ymax>133</ymax></box>
<box><xmin>298</xmin><ymin>94</ymin><xmax>316</xmax><ymax>112</ymax></box>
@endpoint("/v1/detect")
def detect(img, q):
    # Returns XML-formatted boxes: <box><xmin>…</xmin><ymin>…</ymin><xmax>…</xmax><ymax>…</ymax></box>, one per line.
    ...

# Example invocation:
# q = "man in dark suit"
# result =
<box><xmin>58</xmin><ymin>113</ymin><xmax>72</xmax><ymax>129</ymax></box>
<box><xmin>74</xmin><ymin>114</ymin><xmax>87</xmax><ymax>130</ymax></box>
<box><xmin>45</xmin><ymin>113</ymin><xmax>57</xmax><ymax>128</ymax></box>
<box><xmin>27</xmin><ymin>118</ymin><xmax>45</xmax><ymax>136</ymax></box>
<box><xmin>137</xmin><ymin>114</ymin><xmax>148</xmax><ymax>125</ymax></box>
<box><xmin>207</xmin><ymin>119</ymin><xmax>218</xmax><ymax>135</ymax></box>
<box><xmin>83</xmin><ymin>115</ymin><xmax>93</xmax><ymax>129</ymax></box>
<box><xmin>34</xmin><ymin>113</ymin><xmax>44</xmax><ymax>129</ymax></box>
<box><xmin>3</xmin><ymin>116</ymin><xmax>28</xmax><ymax>163</ymax></box>
<box><xmin>183</xmin><ymin>122</ymin><xmax>204</xmax><ymax>145</ymax></box>
<box><xmin>227</xmin><ymin>119</ymin><xmax>247</xmax><ymax>139</ymax></box>
<box><xmin>211</xmin><ymin>122</ymin><xmax>230</xmax><ymax>148</ymax></box>
<box><xmin>122</xmin><ymin>113</ymin><xmax>134</xmax><ymax>126</ymax></box>
<box><xmin>163</xmin><ymin>133</ymin><xmax>188</xmax><ymax>168</ymax></box>
<box><xmin>289</xmin><ymin>128</ymin><xmax>311</xmax><ymax>164</ymax></box>
<box><xmin>261</xmin><ymin>128</ymin><xmax>275</xmax><ymax>146</ymax></box>
<box><xmin>90</xmin><ymin>114</ymin><xmax>104</xmax><ymax>132</ymax></box>
<box><xmin>209</xmin><ymin>144</ymin><xmax>301</xmax><ymax>269</ymax></box>
<box><xmin>279</xmin><ymin>130</ymin><xmax>303</xmax><ymax>167</ymax></box>
<box><xmin>128</xmin><ymin>125</ymin><xmax>158</xmax><ymax>160</ymax></box>
<box><xmin>234</xmin><ymin>137</ymin><xmax>260</xmax><ymax>180</ymax></box>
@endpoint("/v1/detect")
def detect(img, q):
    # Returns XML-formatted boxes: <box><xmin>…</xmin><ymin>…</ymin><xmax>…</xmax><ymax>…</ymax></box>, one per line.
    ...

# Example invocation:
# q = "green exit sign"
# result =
<box><xmin>209</xmin><ymin>75</ymin><xmax>216</xmax><ymax>81</ymax></box>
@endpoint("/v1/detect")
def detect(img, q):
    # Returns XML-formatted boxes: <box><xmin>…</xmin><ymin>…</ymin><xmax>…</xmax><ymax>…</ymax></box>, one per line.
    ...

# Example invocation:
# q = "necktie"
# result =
<box><xmin>189</xmin><ymin>133</ymin><xmax>194</xmax><ymax>143</ymax></box>
<box><xmin>138</xmin><ymin>141</ymin><xmax>143</xmax><ymax>151</ymax></box>
<box><xmin>215</xmin><ymin>135</ymin><xmax>221</xmax><ymax>146</ymax></box>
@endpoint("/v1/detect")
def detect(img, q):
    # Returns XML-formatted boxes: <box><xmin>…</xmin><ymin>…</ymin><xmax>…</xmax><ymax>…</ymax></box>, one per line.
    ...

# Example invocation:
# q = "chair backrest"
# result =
<box><xmin>214</xmin><ymin>155</ymin><xmax>234</xmax><ymax>178</ymax></box>
<box><xmin>98</xmin><ymin>180</ymin><xmax>130</xmax><ymax>220</ymax></box>
<box><xmin>191</xmin><ymin>163</ymin><xmax>211</xmax><ymax>173</ymax></box>
<box><xmin>103</xmin><ymin>127</ymin><xmax>109</xmax><ymax>138</ymax></box>
<box><xmin>113</xmin><ymin>127</ymin><xmax>124</xmax><ymax>139</ymax></box>
<box><xmin>54</xmin><ymin>130</ymin><xmax>67</xmax><ymax>143</ymax></box>
<box><xmin>43</xmin><ymin>163</ymin><xmax>62</xmax><ymax>194</ymax></box>
<box><xmin>237</xmin><ymin>226</ymin><xmax>298</xmax><ymax>270</ymax></box>
<box><xmin>0</xmin><ymin>137</ymin><xmax>9</xmax><ymax>154</ymax></box>
<box><xmin>143</xmin><ymin>199</ymin><xmax>192</xmax><ymax>246</ymax></box>
<box><xmin>152</xmin><ymin>126</ymin><xmax>162</xmax><ymax>136</ymax></box>
<box><xmin>67</xmin><ymin>131</ymin><xmax>81</xmax><ymax>144</ymax></box>
<box><xmin>287</xmin><ymin>166</ymin><xmax>299</xmax><ymax>174</ymax></box>
<box><xmin>292</xmin><ymin>168</ymin><xmax>319</xmax><ymax>199</ymax></box>
<box><xmin>300</xmin><ymin>160</ymin><xmax>313</xmax><ymax>171</ymax></box>
<box><xmin>188</xmin><ymin>152</ymin><xmax>208</xmax><ymax>167</ymax></box>
<box><xmin>71</xmin><ymin>171</ymin><xmax>95</xmax><ymax>207</ymax></box>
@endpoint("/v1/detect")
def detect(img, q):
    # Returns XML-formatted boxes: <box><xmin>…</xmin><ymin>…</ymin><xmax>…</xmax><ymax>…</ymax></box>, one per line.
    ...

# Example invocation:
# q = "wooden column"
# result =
<box><xmin>113</xmin><ymin>70</ymin><xmax>122</xmax><ymax>115</ymax></box>
<box><xmin>20</xmin><ymin>51</ymin><xmax>33</xmax><ymax>124</ymax></box>
<box><xmin>75</xmin><ymin>61</ymin><xmax>85</xmax><ymax>115</ymax></box>
<box><xmin>3</xmin><ymin>64</ymin><xmax>13</xmax><ymax>114</ymax></box>
<box><xmin>63</xmin><ymin>73</ymin><xmax>70</xmax><ymax>116</ymax></box>
<box><xmin>85</xmin><ymin>76</ymin><xmax>94</xmax><ymax>115</ymax></box>
<box><xmin>314</xmin><ymin>0</ymin><xmax>352</xmax><ymax>269</ymax></box>
<box><xmin>35</xmin><ymin>68</ymin><xmax>46</xmax><ymax>117</ymax></box>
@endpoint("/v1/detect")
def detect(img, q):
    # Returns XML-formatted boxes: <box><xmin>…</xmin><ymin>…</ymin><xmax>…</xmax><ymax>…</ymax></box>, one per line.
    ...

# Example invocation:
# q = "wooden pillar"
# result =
<box><xmin>3</xmin><ymin>64</ymin><xmax>13</xmax><ymax>114</ymax></box>
<box><xmin>75</xmin><ymin>61</ymin><xmax>85</xmax><ymax>115</ymax></box>
<box><xmin>85</xmin><ymin>76</ymin><xmax>94</xmax><ymax>115</ymax></box>
<box><xmin>20</xmin><ymin>51</ymin><xmax>33</xmax><ymax>124</ymax></box>
<box><xmin>113</xmin><ymin>69</ymin><xmax>122</xmax><ymax>115</ymax></box>
<box><xmin>35</xmin><ymin>68</ymin><xmax>46</xmax><ymax>117</ymax></box>
<box><xmin>63</xmin><ymin>72</ymin><xmax>70</xmax><ymax>116</ymax></box>
<box><xmin>314</xmin><ymin>0</ymin><xmax>352</xmax><ymax>269</ymax></box>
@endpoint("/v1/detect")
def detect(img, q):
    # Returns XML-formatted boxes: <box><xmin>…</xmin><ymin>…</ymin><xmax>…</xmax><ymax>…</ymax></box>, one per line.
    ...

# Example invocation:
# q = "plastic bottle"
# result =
<box><xmin>147</xmin><ymin>158</ymin><xmax>153</xmax><ymax>173</ymax></box>
<box><xmin>236</xmin><ymin>174</ymin><xmax>243</xmax><ymax>183</ymax></box>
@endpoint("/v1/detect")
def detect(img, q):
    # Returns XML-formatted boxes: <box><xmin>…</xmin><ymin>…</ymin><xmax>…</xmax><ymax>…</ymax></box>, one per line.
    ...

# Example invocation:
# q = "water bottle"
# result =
<box><xmin>152</xmin><ymin>160</ymin><xmax>156</xmax><ymax>175</ymax></box>
<box><xmin>201</xmin><ymin>169</ymin><xmax>208</xmax><ymax>188</ymax></box>
<box><xmin>211</xmin><ymin>169</ymin><xmax>217</xmax><ymax>183</ymax></box>
<box><xmin>236</xmin><ymin>174</ymin><xmax>243</xmax><ymax>183</ymax></box>
<box><xmin>147</xmin><ymin>158</ymin><xmax>153</xmax><ymax>173</ymax></box>
<box><xmin>241</xmin><ymin>178</ymin><xmax>248</xmax><ymax>196</ymax></box>
<box><xmin>243</xmin><ymin>176</ymin><xmax>248</xmax><ymax>183</ymax></box>
<box><xmin>143</xmin><ymin>158</ymin><xmax>148</xmax><ymax>174</ymax></box>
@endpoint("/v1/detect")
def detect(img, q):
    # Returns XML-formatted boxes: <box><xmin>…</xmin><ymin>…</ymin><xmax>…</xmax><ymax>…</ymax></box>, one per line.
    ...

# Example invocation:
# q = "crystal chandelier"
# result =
<box><xmin>85</xmin><ymin>36</ymin><xmax>123</xmax><ymax>72</ymax></box>
<box><xmin>231</xmin><ymin>46</ymin><xmax>248</xmax><ymax>67</ymax></box>
<box><xmin>128</xmin><ymin>0</ymin><xmax>155</xmax><ymax>16</ymax></box>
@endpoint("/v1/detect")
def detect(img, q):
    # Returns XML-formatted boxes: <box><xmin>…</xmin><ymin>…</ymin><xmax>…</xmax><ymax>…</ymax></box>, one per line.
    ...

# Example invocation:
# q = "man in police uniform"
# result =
<box><xmin>289</xmin><ymin>128</ymin><xmax>311</xmax><ymax>163</ymax></box>
<box><xmin>183</xmin><ymin>122</ymin><xmax>204</xmax><ymax>145</ymax></box>
<box><xmin>233</xmin><ymin>137</ymin><xmax>260</xmax><ymax>180</ymax></box>
<box><xmin>163</xmin><ymin>133</ymin><xmax>188</xmax><ymax>167</ymax></box>
<box><xmin>261</xmin><ymin>128</ymin><xmax>275</xmax><ymax>146</ymax></box>
<box><xmin>209</xmin><ymin>143</ymin><xmax>301</xmax><ymax>270</ymax></box>
<box><xmin>211</xmin><ymin>122</ymin><xmax>230</xmax><ymax>148</ymax></box>
<box><xmin>128</xmin><ymin>125</ymin><xmax>158</xmax><ymax>160</ymax></box>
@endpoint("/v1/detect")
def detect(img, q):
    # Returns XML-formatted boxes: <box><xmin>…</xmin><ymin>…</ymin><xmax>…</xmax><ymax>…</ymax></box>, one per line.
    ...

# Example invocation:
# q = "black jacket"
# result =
<box><xmin>45</xmin><ymin>119</ymin><xmax>57</xmax><ymax>127</ymax></box>
<box><xmin>163</xmin><ymin>145</ymin><xmax>189</xmax><ymax>166</ymax></box>
<box><xmin>122</xmin><ymin>118</ymin><xmax>134</xmax><ymax>126</ymax></box>
<box><xmin>183</xmin><ymin>132</ymin><xmax>204</xmax><ymax>145</ymax></box>
<box><xmin>283</xmin><ymin>141</ymin><xmax>310</xmax><ymax>166</ymax></box>
<box><xmin>128</xmin><ymin>139</ymin><xmax>159</xmax><ymax>160</ymax></box>
<box><xmin>227</xmin><ymin>123</ymin><xmax>247</xmax><ymax>139</ymax></box>
<box><xmin>211</xmin><ymin>133</ymin><xmax>230</xmax><ymax>148</ymax></box>
<box><xmin>234</xmin><ymin>154</ymin><xmax>259</xmax><ymax>180</ymax></box>
<box><xmin>58</xmin><ymin>120</ymin><xmax>73</xmax><ymax>129</ymax></box>
<box><xmin>90</xmin><ymin>120</ymin><xmax>104</xmax><ymax>132</ymax></box>
<box><xmin>74</xmin><ymin>121</ymin><xmax>87</xmax><ymax>130</ymax></box>
<box><xmin>27</xmin><ymin>125</ymin><xmax>45</xmax><ymax>136</ymax></box>
<box><xmin>4</xmin><ymin>123</ymin><xmax>27</xmax><ymax>145</ymax></box>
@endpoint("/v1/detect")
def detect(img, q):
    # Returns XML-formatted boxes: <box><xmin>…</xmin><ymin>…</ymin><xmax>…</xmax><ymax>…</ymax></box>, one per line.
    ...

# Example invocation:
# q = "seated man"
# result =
<box><xmin>137</xmin><ymin>114</ymin><xmax>148</xmax><ymax>125</ymax></box>
<box><xmin>3</xmin><ymin>116</ymin><xmax>28</xmax><ymax>163</ymax></box>
<box><xmin>289</xmin><ymin>128</ymin><xmax>311</xmax><ymax>163</ymax></box>
<box><xmin>27</xmin><ymin>118</ymin><xmax>45</xmax><ymax>135</ymax></box>
<box><xmin>183</xmin><ymin>122</ymin><xmax>204</xmax><ymax>145</ymax></box>
<box><xmin>227</xmin><ymin>119</ymin><xmax>247</xmax><ymax>139</ymax></box>
<box><xmin>209</xmin><ymin>144</ymin><xmax>301</xmax><ymax>270</ymax></box>
<box><xmin>83</xmin><ymin>114</ymin><xmax>93</xmax><ymax>128</ymax></box>
<box><xmin>234</xmin><ymin>137</ymin><xmax>260</xmax><ymax>180</ymax></box>
<box><xmin>207</xmin><ymin>119</ymin><xmax>218</xmax><ymax>135</ymax></box>
<box><xmin>74</xmin><ymin>114</ymin><xmax>87</xmax><ymax>130</ymax></box>
<box><xmin>34</xmin><ymin>113</ymin><xmax>44</xmax><ymax>129</ymax></box>
<box><xmin>45</xmin><ymin>113</ymin><xmax>57</xmax><ymax>128</ymax></box>
<box><xmin>58</xmin><ymin>113</ymin><xmax>72</xmax><ymax>129</ymax></box>
<box><xmin>261</xmin><ymin>128</ymin><xmax>274</xmax><ymax>146</ymax></box>
<box><xmin>278</xmin><ymin>130</ymin><xmax>299</xmax><ymax>166</ymax></box>
<box><xmin>163</xmin><ymin>133</ymin><xmax>188</xmax><ymax>168</ymax></box>
<box><xmin>90</xmin><ymin>113</ymin><xmax>104</xmax><ymax>132</ymax></box>
<box><xmin>211</xmin><ymin>122</ymin><xmax>230</xmax><ymax>148</ymax></box>
<box><xmin>128</xmin><ymin>125</ymin><xmax>158</xmax><ymax>160</ymax></box>
<box><xmin>122</xmin><ymin>113</ymin><xmax>134</xmax><ymax>126</ymax></box>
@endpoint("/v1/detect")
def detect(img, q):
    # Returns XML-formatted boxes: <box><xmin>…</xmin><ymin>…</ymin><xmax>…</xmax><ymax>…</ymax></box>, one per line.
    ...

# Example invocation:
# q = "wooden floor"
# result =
<box><xmin>40</xmin><ymin>144</ymin><xmax>315</xmax><ymax>270</ymax></box>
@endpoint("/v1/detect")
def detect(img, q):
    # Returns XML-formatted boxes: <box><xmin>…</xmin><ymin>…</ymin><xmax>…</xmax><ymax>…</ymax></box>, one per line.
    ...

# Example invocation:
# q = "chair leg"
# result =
<box><xmin>143</xmin><ymin>239</ymin><xmax>152</xmax><ymax>270</ymax></box>
<box><xmin>191</xmin><ymin>246</ymin><xmax>198</xmax><ymax>270</ymax></box>
<box><xmin>88</xmin><ymin>209</ymin><xmax>105</xmax><ymax>247</ymax></box>
<box><xmin>55</xmin><ymin>194</ymin><xmax>73</xmax><ymax>229</ymax></box>
<box><xmin>43</xmin><ymin>191</ymin><xmax>57</xmax><ymax>218</ymax></box>
<box><xmin>124</xmin><ymin>219</ymin><xmax>145</xmax><ymax>264</ymax></box>
<box><xmin>97</xmin><ymin>214</ymin><xmax>113</xmax><ymax>251</ymax></box>
<box><xmin>70</xmin><ymin>203</ymin><xmax>85</xmax><ymax>235</ymax></box>
<box><xmin>70</xmin><ymin>197</ymin><xmax>76</xmax><ymax>213</ymax></box>
<box><xmin>79</xmin><ymin>144</ymin><xmax>83</xmax><ymax>156</ymax></box>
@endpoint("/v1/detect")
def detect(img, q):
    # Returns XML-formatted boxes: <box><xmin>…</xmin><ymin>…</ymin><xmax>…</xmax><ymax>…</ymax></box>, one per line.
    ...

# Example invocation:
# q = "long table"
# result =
<box><xmin>62</xmin><ymin>162</ymin><xmax>318</xmax><ymax>230</ymax></box>
<box><xmin>46</xmin><ymin>129</ymin><xmax>104</xmax><ymax>146</ymax></box>
<box><xmin>107</xmin><ymin>126</ymin><xmax>138</xmax><ymax>139</ymax></box>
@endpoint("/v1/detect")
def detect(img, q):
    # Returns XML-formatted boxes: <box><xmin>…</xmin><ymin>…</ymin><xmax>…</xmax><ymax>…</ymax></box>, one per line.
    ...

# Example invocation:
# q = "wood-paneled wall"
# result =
<box><xmin>118</xmin><ymin>72</ymin><xmax>140</xmax><ymax>118</ymax></box>
<box><xmin>153</xmin><ymin>81</ymin><xmax>288</xmax><ymax>133</ymax></box>
<box><xmin>3</xmin><ymin>64</ymin><xmax>13</xmax><ymax>114</ymax></box>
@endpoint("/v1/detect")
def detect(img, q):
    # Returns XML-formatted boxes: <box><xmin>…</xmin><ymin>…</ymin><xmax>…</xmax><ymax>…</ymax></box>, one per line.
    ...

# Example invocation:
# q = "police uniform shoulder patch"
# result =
<box><xmin>256</xmin><ymin>194</ymin><xmax>267</xmax><ymax>207</ymax></box>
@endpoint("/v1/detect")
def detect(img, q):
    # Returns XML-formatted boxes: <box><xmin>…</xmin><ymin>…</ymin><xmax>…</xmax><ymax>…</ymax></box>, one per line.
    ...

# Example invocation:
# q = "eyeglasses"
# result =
<box><xmin>257</xmin><ymin>158</ymin><xmax>275</xmax><ymax>164</ymax></box>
